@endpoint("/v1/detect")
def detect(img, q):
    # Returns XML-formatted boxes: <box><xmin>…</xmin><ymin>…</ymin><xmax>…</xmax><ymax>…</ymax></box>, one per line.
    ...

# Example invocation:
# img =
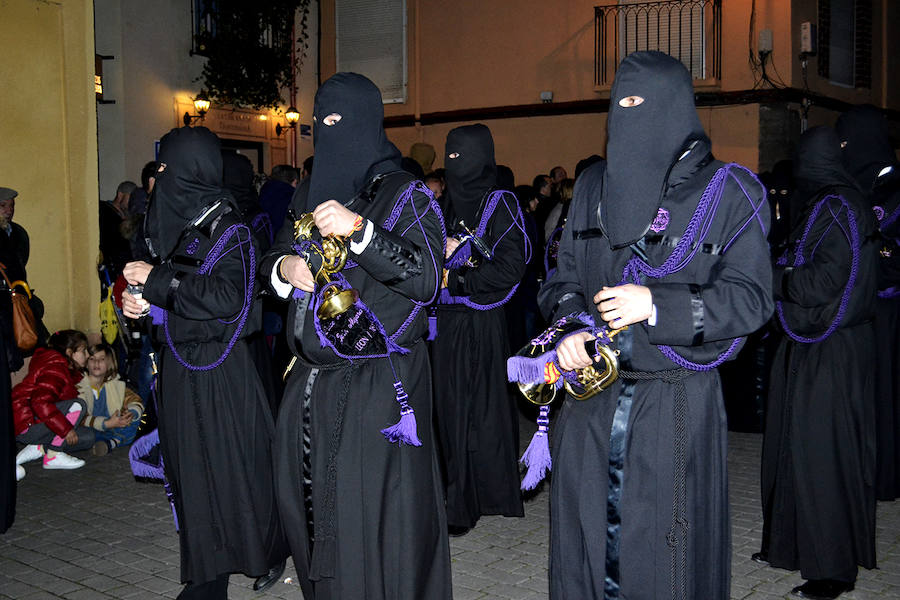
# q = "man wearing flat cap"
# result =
<box><xmin>0</xmin><ymin>187</ymin><xmax>30</xmax><ymax>274</ymax></box>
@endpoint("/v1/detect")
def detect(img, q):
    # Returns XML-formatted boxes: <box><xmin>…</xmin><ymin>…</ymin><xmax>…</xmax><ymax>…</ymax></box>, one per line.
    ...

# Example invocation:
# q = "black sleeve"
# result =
<box><xmin>144</xmin><ymin>226</ymin><xmax>254</xmax><ymax>321</ymax></box>
<box><xmin>445</xmin><ymin>193</ymin><xmax>527</xmax><ymax>297</ymax></box>
<box><xmin>351</xmin><ymin>187</ymin><xmax>445</xmax><ymax>303</ymax></box>
<box><xmin>775</xmin><ymin>199</ymin><xmax>852</xmax><ymax>307</ymax></box>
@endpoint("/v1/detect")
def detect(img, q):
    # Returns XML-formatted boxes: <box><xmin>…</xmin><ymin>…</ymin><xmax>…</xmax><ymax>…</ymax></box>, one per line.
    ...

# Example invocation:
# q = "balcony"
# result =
<box><xmin>594</xmin><ymin>0</ymin><xmax>722</xmax><ymax>88</ymax></box>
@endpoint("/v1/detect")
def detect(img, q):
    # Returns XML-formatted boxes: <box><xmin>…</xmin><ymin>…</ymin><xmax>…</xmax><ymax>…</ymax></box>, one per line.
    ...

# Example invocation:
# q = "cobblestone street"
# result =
<box><xmin>2</xmin><ymin>424</ymin><xmax>899</xmax><ymax>599</ymax></box>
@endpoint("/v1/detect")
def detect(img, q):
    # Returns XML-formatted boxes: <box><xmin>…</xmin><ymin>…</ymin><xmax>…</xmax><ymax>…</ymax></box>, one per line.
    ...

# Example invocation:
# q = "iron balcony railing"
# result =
<box><xmin>594</xmin><ymin>0</ymin><xmax>722</xmax><ymax>86</ymax></box>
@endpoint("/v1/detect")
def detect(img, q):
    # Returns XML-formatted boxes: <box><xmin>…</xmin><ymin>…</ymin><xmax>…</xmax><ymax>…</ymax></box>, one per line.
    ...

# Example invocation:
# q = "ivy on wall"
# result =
<box><xmin>193</xmin><ymin>0</ymin><xmax>312</xmax><ymax>110</ymax></box>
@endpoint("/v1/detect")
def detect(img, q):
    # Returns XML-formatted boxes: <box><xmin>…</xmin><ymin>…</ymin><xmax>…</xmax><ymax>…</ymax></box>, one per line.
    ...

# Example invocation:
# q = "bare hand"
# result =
<box><xmin>445</xmin><ymin>237</ymin><xmax>460</xmax><ymax>258</ymax></box>
<box><xmin>557</xmin><ymin>331</ymin><xmax>595</xmax><ymax>372</ymax></box>
<box><xmin>121</xmin><ymin>291</ymin><xmax>147</xmax><ymax>319</ymax></box>
<box><xmin>281</xmin><ymin>256</ymin><xmax>315</xmax><ymax>292</ymax></box>
<box><xmin>123</xmin><ymin>261</ymin><xmax>153</xmax><ymax>286</ymax></box>
<box><xmin>594</xmin><ymin>284</ymin><xmax>653</xmax><ymax>327</ymax></box>
<box><xmin>64</xmin><ymin>429</ymin><xmax>78</xmax><ymax>446</ymax></box>
<box><xmin>104</xmin><ymin>410</ymin><xmax>133</xmax><ymax>430</ymax></box>
<box><xmin>313</xmin><ymin>200</ymin><xmax>360</xmax><ymax>238</ymax></box>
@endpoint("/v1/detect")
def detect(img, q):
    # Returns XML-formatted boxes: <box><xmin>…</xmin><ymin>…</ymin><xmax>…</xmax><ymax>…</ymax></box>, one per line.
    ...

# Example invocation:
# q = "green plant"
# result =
<box><xmin>194</xmin><ymin>0</ymin><xmax>312</xmax><ymax>110</ymax></box>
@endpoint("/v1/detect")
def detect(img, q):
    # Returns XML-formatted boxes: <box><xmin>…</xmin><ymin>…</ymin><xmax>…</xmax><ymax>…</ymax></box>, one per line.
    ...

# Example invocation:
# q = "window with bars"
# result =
<box><xmin>594</xmin><ymin>1</ymin><xmax>721</xmax><ymax>86</ymax></box>
<box><xmin>335</xmin><ymin>0</ymin><xmax>407</xmax><ymax>104</ymax></box>
<box><xmin>817</xmin><ymin>0</ymin><xmax>872</xmax><ymax>89</ymax></box>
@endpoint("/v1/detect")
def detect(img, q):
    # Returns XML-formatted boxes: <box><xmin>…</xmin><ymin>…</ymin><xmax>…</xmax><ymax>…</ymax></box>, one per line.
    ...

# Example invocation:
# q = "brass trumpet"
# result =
<box><xmin>517</xmin><ymin>327</ymin><xmax>626</xmax><ymax>406</ymax></box>
<box><xmin>293</xmin><ymin>212</ymin><xmax>360</xmax><ymax>320</ymax></box>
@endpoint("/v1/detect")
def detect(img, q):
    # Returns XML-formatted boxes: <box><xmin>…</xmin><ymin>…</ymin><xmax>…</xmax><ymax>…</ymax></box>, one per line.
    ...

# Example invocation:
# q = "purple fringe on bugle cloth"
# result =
<box><xmin>619</xmin><ymin>163</ymin><xmax>767</xmax><ymax>371</ymax></box>
<box><xmin>128</xmin><ymin>428</ymin><xmax>179</xmax><ymax>531</ymax></box>
<box><xmin>776</xmin><ymin>194</ymin><xmax>860</xmax><ymax>343</ymax></box>
<box><xmin>506</xmin><ymin>312</ymin><xmax>596</xmax><ymax>385</ymax></box>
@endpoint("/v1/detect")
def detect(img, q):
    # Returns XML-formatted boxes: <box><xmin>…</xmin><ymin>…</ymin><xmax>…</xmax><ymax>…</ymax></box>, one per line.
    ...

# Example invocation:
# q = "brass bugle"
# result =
<box><xmin>293</xmin><ymin>212</ymin><xmax>360</xmax><ymax>320</ymax></box>
<box><xmin>517</xmin><ymin>327</ymin><xmax>626</xmax><ymax>405</ymax></box>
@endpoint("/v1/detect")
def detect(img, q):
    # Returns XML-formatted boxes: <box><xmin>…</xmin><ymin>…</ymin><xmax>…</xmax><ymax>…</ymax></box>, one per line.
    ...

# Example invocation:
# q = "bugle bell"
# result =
<box><xmin>293</xmin><ymin>212</ymin><xmax>360</xmax><ymax>320</ymax></box>
<box><xmin>516</xmin><ymin>327</ymin><xmax>625</xmax><ymax>405</ymax></box>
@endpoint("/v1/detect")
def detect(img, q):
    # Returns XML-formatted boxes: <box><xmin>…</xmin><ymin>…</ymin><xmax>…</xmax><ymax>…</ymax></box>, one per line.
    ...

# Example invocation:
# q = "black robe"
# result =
<box><xmin>761</xmin><ymin>183</ymin><xmax>878</xmax><ymax>581</ymax></box>
<box><xmin>871</xmin><ymin>173</ymin><xmax>900</xmax><ymax>500</ymax></box>
<box><xmin>262</xmin><ymin>172</ymin><xmax>452</xmax><ymax>600</ymax></box>
<box><xmin>431</xmin><ymin>189</ymin><xmax>526</xmax><ymax>529</ymax></box>
<box><xmin>539</xmin><ymin>145</ymin><xmax>773</xmax><ymax>599</ymax></box>
<box><xmin>143</xmin><ymin>201</ymin><xmax>287</xmax><ymax>585</ymax></box>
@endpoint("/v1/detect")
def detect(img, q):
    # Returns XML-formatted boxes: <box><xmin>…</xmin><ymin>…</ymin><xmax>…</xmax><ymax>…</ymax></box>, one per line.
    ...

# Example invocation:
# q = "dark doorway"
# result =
<box><xmin>220</xmin><ymin>138</ymin><xmax>264</xmax><ymax>173</ymax></box>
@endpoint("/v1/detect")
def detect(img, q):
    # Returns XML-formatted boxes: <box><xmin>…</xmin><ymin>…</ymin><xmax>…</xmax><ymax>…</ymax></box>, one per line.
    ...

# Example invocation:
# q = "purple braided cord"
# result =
<box><xmin>250</xmin><ymin>212</ymin><xmax>274</xmax><ymax>245</ymax></box>
<box><xmin>441</xmin><ymin>190</ymin><xmax>531</xmax><ymax>310</ymax></box>
<box><xmin>621</xmin><ymin>164</ymin><xmax>766</xmax><ymax>371</ymax></box>
<box><xmin>164</xmin><ymin>224</ymin><xmax>256</xmax><ymax>371</ymax></box>
<box><xmin>775</xmin><ymin>194</ymin><xmax>860</xmax><ymax>343</ymax></box>
<box><xmin>881</xmin><ymin>203</ymin><xmax>900</xmax><ymax>231</ymax></box>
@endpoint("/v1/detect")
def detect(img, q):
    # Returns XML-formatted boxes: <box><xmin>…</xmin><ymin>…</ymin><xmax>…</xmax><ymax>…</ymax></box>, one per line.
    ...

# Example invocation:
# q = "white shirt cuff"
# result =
<box><xmin>647</xmin><ymin>304</ymin><xmax>658</xmax><ymax>326</ymax></box>
<box><xmin>349</xmin><ymin>220</ymin><xmax>374</xmax><ymax>255</ymax></box>
<box><xmin>271</xmin><ymin>256</ymin><xmax>293</xmax><ymax>299</ymax></box>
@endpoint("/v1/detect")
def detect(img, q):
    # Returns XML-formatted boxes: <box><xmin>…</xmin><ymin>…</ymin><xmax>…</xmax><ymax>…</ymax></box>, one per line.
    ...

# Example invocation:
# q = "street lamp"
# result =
<box><xmin>183</xmin><ymin>91</ymin><xmax>211</xmax><ymax>126</ymax></box>
<box><xmin>275</xmin><ymin>105</ymin><xmax>300</xmax><ymax>136</ymax></box>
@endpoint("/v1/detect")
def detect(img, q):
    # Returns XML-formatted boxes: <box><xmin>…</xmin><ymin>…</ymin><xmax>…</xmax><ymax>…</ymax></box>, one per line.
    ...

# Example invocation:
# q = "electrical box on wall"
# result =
<box><xmin>759</xmin><ymin>29</ymin><xmax>773</xmax><ymax>54</ymax></box>
<box><xmin>800</xmin><ymin>22</ymin><xmax>817</xmax><ymax>54</ymax></box>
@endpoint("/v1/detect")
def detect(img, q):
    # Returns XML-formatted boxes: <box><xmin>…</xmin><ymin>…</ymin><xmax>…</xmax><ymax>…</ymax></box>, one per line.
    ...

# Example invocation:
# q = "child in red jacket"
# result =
<box><xmin>13</xmin><ymin>330</ymin><xmax>95</xmax><ymax>478</ymax></box>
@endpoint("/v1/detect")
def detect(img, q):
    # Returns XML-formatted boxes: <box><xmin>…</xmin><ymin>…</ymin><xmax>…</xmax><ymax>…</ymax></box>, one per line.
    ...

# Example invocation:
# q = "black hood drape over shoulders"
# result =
<box><xmin>443</xmin><ymin>123</ymin><xmax>498</xmax><ymax>226</ymax></box>
<box><xmin>791</xmin><ymin>126</ymin><xmax>862</xmax><ymax>224</ymax></box>
<box><xmin>836</xmin><ymin>104</ymin><xmax>896</xmax><ymax>194</ymax></box>
<box><xmin>221</xmin><ymin>149</ymin><xmax>259</xmax><ymax>215</ymax></box>
<box><xmin>307</xmin><ymin>72</ymin><xmax>403</xmax><ymax>209</ymax></box>
<box><xmin>146</xmin><ymin>126</ymin><xmax>229</xmax><ymax>258</ymax></box>
<box><xmin>600</xmin><ymin>51</ymin><xmax>708</xmax><ymax>249</ymax></box>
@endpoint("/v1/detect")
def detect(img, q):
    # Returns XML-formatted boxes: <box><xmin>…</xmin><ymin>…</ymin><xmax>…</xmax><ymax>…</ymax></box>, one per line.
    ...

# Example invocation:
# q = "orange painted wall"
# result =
<box><xmin>319</xmin><ymin>0</ymin><xmax>895</xmax><ymax>178</ymax></box>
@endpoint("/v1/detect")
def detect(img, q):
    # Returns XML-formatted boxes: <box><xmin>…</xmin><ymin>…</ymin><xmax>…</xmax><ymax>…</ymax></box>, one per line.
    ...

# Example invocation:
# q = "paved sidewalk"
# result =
<box><xmin>2</xmin><ymin>426</ymin><xmax>899</xmax><ymax>599</ymax></box>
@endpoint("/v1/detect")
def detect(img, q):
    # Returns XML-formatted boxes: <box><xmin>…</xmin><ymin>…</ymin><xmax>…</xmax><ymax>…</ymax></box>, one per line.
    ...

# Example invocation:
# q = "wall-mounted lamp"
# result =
<box><xmin>183</xmin><ymin>91</ymin><xmax>211</xmax><ymax>126</ymax></box>
<box><xmin>275</xmin><ymin>106</ymin><xmax>301</xmax><ymax>136</ymax></box>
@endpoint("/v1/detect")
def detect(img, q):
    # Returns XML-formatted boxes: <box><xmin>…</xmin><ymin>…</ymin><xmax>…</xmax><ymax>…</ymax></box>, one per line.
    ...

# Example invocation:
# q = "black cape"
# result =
<box><xmin>539</xmin><ymin>141</ymin><xmax>773</xmax><ymax>599</ymax></box>
<box><xmin>261</xmin><ymin>72</ymin><xmax>451</xmax><ymax>600</ymax></box>
<box><xmin>761</xmin><ymin>127</ymin><xmax>878</xmax><ymax>581</ymax></box>
<box><xmin>431</xmin><ymin>124</ymin><xmax>526</xmax><ymax>529</ymax></box>
<box><xmin>143</xmin><ymin>127</ymin><xmax>286</xmax><ymax>585</ymax></box>
<box><xmin>262</xmin><ymin>172</ymin><xmax>452</xmax><ymax>599</ymax></box>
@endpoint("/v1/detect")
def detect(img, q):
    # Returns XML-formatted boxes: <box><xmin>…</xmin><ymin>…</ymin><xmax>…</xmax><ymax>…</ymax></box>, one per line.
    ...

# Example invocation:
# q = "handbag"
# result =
<box><xmin>0</xmin><ymin>262</ymin><xmax>38</xmax><ymax>352</ymax></box>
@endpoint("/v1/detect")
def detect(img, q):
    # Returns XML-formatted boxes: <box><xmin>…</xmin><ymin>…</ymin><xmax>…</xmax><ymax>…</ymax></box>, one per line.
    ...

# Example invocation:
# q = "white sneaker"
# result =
<box><xmin>16</xmin><ymin>465</ymin><xmax>25</xmax><ymax>481</ymax></box>
<box><xmin>42</xmin><ymin>452</ymin><xmax>85</xmax><ymax>470</ymax></box>
<box><xmin>16</xmin><ymin>444</ymin><xmax>43</xmax><ymax>465</ymax></box>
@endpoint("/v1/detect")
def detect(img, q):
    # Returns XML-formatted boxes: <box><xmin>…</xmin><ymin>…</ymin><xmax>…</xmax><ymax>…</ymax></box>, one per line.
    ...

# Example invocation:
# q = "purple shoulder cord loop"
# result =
<box><xmin>544</xmin><ymin>226</ymin><xmax>563</xmax><ymax>277</ymax></box>
<box><xmin>775</xmin><ymin>194</ymin><xmax>860</xmax><ymax>343</ymax></box>
<box><xmin>880</xmin><ymin>202</ymin><xmax>900</xmax><ymax>231</ymax></box>
<box><xmin>163</xmin><ymin>223</ymin><xmax>256</xmax><ymax>371</ymax></box>
<box><xmin>250</xmin><ymin>212</ymin><xmax>274</xmax><ymax>245</ymax></box>
<box><xmin>441</xmin><ymin>190</ymin><xmax>532</xmax><ymax>311</ymax></box>
<box><xmin>621</xmin><ymin>164</ymin><xmax>767</xmax><ymax>371</ymax></box>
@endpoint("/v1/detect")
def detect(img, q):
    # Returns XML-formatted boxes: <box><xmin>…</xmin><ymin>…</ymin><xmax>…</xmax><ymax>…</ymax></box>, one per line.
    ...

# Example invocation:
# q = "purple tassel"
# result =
<box><xmin>381</xmin><ymin>381</ymin><xmax>422</xmax><ymax>446</ymax></box>
<box><xmin>520</xmin><ymin>406</ymin><xmax>552</xmax><ymax>490</ymax></box>
<box><xmin>427</xmin><ymin>315</ymin><xmax>438</xmax><ymax>341</ymax></box>
<box><xmin>164</xmin><ymin>479</ymin><xmax>179</xmax><ymax>532</ymax></box>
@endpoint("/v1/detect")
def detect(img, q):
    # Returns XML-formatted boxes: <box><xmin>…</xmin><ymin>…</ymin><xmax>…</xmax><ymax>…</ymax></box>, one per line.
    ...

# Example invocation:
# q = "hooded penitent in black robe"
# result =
<box><xmin>141</xmin><ymin>127</ymin><xmax>286</xmax><ymax>591</ymax></box>
<box><xmin>221</xmin><ymin>150</ymin><xmax>279</xmax><ymax>415</ymax></box>
<box><xmin>261</xmin><ymin>73</ymin><xmax>451</xmax><ymax>600</ymax></box>
<box><xmin>760</xmin><ymin>126</ymin><xmax>878</xmax><ymax>583</ymax></box>
<box><xmin>537</xmin><ymin>52</ymin><xmax>772</xmax><ymax>599</ymax></box>
<box><xmin>431</xmin><ymin>124</ymin><xmax>526</xmax><ymax>530</ymax></box>
<box><xmin>837</xmin><ymin>105</ymin><xmax>900</xmax><ymax>501</ymax></box>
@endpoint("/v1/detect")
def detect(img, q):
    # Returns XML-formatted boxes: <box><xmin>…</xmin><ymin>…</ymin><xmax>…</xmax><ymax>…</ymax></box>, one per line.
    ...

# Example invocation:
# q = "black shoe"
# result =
<box><xmin>252</xmin><ymin>560</ymin><xmax>286</xmax><ymax>593</ymax></box>
<box><xmin>790</xmin><ymin>579</ymin><xmax>854</xmax><ymax>600</ymax></box>
<box><xmin>447</xmin><ymin>525</ymin><xmax>471</xmax><ymax>537</ymax></box>
<box><xmin>751</xmin><ymin>552</ymin><xmax>769</xmax><ymax>565</ymax></box>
